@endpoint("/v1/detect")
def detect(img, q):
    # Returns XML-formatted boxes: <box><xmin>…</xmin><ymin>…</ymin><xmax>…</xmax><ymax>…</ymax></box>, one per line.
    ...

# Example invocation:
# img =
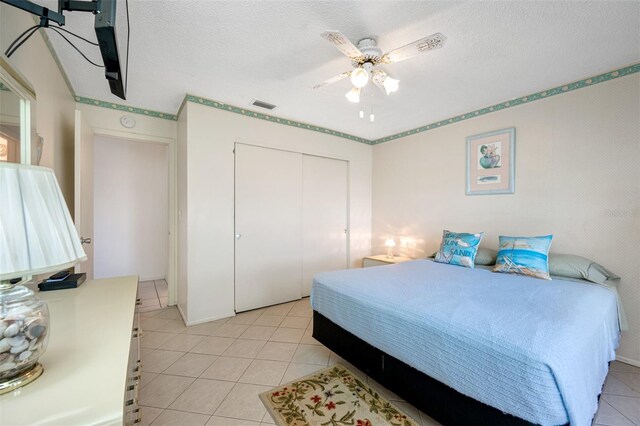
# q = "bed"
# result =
<box><xmin>310</xmin><ymin>259</ymin><xmax>620</xmax><ymax>426</ymax></box>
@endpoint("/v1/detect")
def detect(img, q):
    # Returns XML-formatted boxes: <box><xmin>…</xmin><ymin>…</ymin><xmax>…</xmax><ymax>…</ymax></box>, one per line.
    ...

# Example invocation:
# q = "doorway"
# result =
<box><xmin>93</xmin><ymin>135</ymin><xmax>170</xmax><ymax>285</ymax></box>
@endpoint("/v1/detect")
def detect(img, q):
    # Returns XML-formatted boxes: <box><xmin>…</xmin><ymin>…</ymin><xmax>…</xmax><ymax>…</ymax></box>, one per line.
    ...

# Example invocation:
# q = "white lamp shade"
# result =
<box><xmin>345</xmin><ymin>87</ymin><xmax>361</xmax><ymax>103</ymax></box>
<box><xmin>382</xmin><ymin>76</ymin><xmax>400</xmax><ymax>95</ymax></box>
<box><xmin>350</xmin><ymin>68</ymin><xmax>369</xmax><ymax>88</ymax></box>
<box><xmin>0</xmin><ymin>163</ymin><xmax>86</xmax><ymax>280</ymax></box>
<box><xmin>384</xmin><ymin>238</ymin><xmax>396</xmax><ymax>248</ymax></box>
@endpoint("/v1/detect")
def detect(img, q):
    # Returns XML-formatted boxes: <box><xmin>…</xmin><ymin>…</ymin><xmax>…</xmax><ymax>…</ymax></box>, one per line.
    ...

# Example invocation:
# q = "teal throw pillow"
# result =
<box><xmin>493</xmin><ymin>235</ymin><xmax>553</xmax><ymax>280</ymax></box>
<box><xmin>434</xmin><ymin>230</ymin><xmax>484</xmax><ymax>268</ymax></box>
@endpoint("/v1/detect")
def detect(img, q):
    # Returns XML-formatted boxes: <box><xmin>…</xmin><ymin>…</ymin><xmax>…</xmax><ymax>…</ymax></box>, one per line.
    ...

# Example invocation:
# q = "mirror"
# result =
<box><xmin>0</xmin><ymin>57</ymin><xmax>36</xmax><ymax>165</ymax></box>
<box><xmin>0</xmin><ymin>82</ymin><xmax>22</xmax><ymax>163</ymax></box>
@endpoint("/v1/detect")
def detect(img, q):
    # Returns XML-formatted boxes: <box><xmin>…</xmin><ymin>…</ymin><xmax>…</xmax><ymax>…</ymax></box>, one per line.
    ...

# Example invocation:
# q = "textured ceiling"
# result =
<box><xmin>25</xmin><ymin>1</ymin><xmax>640</xmax><ymax>140</ymax></box>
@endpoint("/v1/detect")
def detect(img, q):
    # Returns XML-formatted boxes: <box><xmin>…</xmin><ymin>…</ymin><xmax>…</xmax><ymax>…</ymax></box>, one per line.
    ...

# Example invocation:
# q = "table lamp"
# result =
<box><xmin>0</xmin><ymin>163</ymin><xmax>86</xmax><ymax>394</ymax></box>
<box><xmin>385</xmin><ymin>238</ymin><xmax>396</xmax><ymax>259</ymax></box>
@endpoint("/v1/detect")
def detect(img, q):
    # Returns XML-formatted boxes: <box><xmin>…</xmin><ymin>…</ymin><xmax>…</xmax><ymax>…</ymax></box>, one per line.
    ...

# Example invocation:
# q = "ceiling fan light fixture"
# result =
<box><xmin>383</xmin><ymin>76</ymin><xmax>400</xmax><ymax>94</ymax></box>
<box><xmin>345</xmin><ymin>87</ymin><xmax>361</xmax><ymax>103</ymax></box>
<box><xmin>350</xmin><ymin>68</ymin><xmax>369</xmax><ymax>88</ymax></box>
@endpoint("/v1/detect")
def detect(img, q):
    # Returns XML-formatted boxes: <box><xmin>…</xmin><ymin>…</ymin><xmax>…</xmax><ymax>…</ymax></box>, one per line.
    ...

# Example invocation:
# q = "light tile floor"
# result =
<box><xmin>137</xmin><ymin>297</ymin><xmax>640</xmax><ymax>426</ymax></box>
<box><xmin>138</xmin><ymin>280</ymin><xmax>169</xmax><ymax>312</ymax></box>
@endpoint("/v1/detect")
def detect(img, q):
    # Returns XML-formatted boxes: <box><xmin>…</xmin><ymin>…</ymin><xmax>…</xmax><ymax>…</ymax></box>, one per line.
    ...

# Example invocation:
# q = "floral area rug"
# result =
<box><xmin>260</xmin><ymin>364</ymin><xmax>418</xmax><ymax>426</ymax></box>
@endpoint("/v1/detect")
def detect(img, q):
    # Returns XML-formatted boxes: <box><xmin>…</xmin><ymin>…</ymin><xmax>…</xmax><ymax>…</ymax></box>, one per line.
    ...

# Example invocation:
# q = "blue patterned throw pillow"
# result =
<box><xmin>434</xmin><ymin>230</ymin><xmax>484</xmax><ymax>268</ymax></box>
<box><xmin>493</xmin><ymin>235</ymin><xmax>553</xmax><ymax>280</ymax></box>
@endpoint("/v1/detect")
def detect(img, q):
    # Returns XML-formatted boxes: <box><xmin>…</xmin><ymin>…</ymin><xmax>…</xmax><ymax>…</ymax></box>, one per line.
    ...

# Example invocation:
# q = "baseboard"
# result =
<box><xmin>616</xmin><ymin>355</ymin><xmax>640</xmax><ymax>368</ymax></box>
<box><xmin>140</xmin><ymin>275</ymin><xmax>166</xmax><ymax>282</ymax></box>
<box><xmin>184</xmin><ymin>311</ymin><xmax>235</xmax><ymax>326</ymax></box>
<box><xmin>175</xmin><ymin>302</ymin><xmax>235</xmax><ymax>326</ymax></box>
<box><xmin>176</xmin><ymin>304</ymin><xmax>187</xmax><ymax>324</ymax></box>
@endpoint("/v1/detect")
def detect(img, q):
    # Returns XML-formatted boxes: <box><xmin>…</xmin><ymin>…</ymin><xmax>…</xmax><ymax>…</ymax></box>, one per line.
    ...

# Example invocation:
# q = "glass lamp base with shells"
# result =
<box><xmin>0</xmin><ymin>362</ymin><xmax>43</xmax><ymax>395</ymax></box>
<box><xmin>0</xmin><ymin>283</ymin><xmax>50</xmax><ymax>394</ymax></box>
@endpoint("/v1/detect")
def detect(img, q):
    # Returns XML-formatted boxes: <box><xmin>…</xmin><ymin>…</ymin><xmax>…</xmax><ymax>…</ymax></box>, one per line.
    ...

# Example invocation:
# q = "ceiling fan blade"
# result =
<box><xmin>320</xmin><ymin>31</ymin><xmax>364</xmax><ymax>60</ymax></box>
<box><xmin>371</xmin><ymin>70</ymin><xmax>388</xmax><ymax>94</ymax></box>
<box><xmin>382</xmin><ymin>32</ymin><xmax>446</xmax><ymax>64</ymax></box>
<box><xmin>313</xmin><ymin>71</ymin><xmax>351</xmax><ymax>89</ymax></box>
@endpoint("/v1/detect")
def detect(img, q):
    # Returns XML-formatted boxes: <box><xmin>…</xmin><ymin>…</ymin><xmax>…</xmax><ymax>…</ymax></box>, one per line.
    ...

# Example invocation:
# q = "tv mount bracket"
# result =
<box><xmin>1</xmin><ymin>0</ymin><xmax>101</xmax><ymax>28</ymax></box>
<box><xmin>2</xmin><ymin>0</ymin><xmax>127</xmax><ymax>100</ymax></box>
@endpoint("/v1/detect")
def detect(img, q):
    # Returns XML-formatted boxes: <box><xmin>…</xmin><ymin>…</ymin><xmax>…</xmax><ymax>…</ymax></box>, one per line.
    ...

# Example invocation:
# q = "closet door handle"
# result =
<box><xmin>235</xmin><ymin>234</ymin><xmax>242</xmax><ymax>240</ymax></box>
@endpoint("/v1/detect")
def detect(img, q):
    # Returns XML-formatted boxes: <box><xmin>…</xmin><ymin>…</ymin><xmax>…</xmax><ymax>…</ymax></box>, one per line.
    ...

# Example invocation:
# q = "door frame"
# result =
<box><xmin>92</xmin><ymin>127</ymin><xmax>178</xmax><ymax>306</ymax></box>
<box><xmin>74</xmin><ymin>109</ymin><xmax>95</xmax><ymax>279</ymax></box>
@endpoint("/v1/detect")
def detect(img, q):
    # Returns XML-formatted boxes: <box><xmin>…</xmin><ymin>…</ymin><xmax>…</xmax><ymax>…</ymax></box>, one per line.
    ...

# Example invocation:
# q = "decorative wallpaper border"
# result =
<box><xmin>75</xmin><ymin>96</ymin><xmax>178</xmax><ymax>121</ymax></box>
<box><xmin>184</xmin><ymin>94</ymin><xmax>370</xmax><ymax>144</ymax></box>
<box><xmin>69</xmin><ymin>62</ymin><xmax>639</xmax><ymax>143</ymax></box>
<box><xmin>370</xmin><ymin>63</ymin><xmax>640</xmax><ymax>145</ymax></box>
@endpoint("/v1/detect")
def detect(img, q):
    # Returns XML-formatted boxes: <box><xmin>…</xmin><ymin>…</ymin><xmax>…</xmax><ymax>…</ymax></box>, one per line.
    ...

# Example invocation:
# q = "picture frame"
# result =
<box><xmin>466</xmin><ymin>127</ymin><xmax>515</xmax><ymax>195</ymax></box>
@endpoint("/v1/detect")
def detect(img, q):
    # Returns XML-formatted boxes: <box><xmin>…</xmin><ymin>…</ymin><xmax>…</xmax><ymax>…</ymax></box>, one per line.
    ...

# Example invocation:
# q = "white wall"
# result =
<box><xmin>76</xmin><ymin>103</ymin><xmax>177</xmax><ymax>142</ymax></box>
<box><xmin>178</xmin><ymin>101</ymin><xmax>372</xmax><ymax>324</ymax></box>
<box><xmin>177</xmin><ymin>109</ymin><xmax>189</xmax><ymax>318</ymax></box>
<box><xmin>93</xmin><ymin>136</ymin><xmax>168</xmax><ymax>281</ymax></box>
<box><xmin>372</xmin><ymin>74</ymin><xmax>640</xmax><ymax>363</ymax></box>
<box><xmin>1</xmin><ymin>3</ymin><xmax>75</xmax><ymax>207</ymax></box>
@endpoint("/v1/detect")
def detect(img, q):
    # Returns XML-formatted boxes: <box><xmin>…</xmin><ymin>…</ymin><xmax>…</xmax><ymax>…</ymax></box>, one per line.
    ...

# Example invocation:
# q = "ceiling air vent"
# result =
<box><xmin>250</xmin><ymin>99</ymin><xmax>277</xmax><ymax>110</ymax></box>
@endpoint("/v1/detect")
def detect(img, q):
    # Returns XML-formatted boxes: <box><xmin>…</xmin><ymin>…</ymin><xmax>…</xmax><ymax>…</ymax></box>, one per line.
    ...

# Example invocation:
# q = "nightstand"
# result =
<box><xmin>362</xmin><ymin>254</ymin><xmax>414</xmax><ymax>267</ymax></box>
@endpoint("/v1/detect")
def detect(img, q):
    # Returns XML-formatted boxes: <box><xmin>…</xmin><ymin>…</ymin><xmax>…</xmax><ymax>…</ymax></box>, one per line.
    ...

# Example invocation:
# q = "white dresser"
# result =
<box><xmin>0</xmin><ymin>276</ymin><xmax>140</xmax><ymax>425</ymax></box>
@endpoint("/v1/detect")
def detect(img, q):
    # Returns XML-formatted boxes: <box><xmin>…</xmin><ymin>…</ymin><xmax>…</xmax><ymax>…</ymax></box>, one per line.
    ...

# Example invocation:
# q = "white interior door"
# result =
<box><xmin>74</xmin><ymin>109</ymin><xmax>94</xmax><ymax>279</ymax></box>
<box><xmin>235</xmin><ymin>144</ymin><xmax>303</xmax><ymax>312</ymax></box>
<box><xmin>302</xmin><ymin>155</ymin><xmax>348</xmax><ymax>296</ymax></box>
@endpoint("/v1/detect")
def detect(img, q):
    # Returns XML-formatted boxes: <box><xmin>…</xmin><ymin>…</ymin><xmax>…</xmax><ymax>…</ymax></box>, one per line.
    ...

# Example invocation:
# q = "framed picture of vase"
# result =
<box><xmin>466</xmin><ymin>127</ymin><xmax>515</xmax><ymax>195</ymax></box>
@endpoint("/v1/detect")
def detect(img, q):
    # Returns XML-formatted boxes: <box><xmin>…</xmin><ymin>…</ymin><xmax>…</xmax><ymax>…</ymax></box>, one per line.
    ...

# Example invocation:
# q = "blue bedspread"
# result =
<box><xmin>310</xmin><ymin>260</ymin><xmax>620</xmax><ymax>426</ymax></box>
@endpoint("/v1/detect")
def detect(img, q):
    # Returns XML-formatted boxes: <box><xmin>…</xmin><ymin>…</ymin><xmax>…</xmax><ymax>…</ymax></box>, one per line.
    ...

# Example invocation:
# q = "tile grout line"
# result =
<box><xmin>143</xmin><ymin>402</ymin><xmax>284</xmax><ymax>426</ymax></box>
<box><xmin>613</xmin><ymin>402</ymin><xmax>637</xmax><ymax>426</ymax></box>
<box><xmin>206</xmin><ymin>332</ymin><xmax>264</xmax><ymax>422</ymax></box>
<box><xmin>144</xmin><ymin>345</ymin><xmax>228</xmax><ymax>421</ymax></box>
<box><xmin>601</xmin><ymin>368</ymin><xmax>640</xmax><ymax>424</ymax></box>
<box><xmin>154</xmin><ymin>407</ymin><xmax>214</xmax><ymax>426</ymax></box>
<box><xmin>146</xmin><ymin>373</ymin><xmax>198</xmax><ymax>422</ymax></box>
<box><xmin>139</xmin><ymin>303</ymin><xmax>418</xmax><ymax>425</ymax></box>
<box><xmin>152</xmin><ymin>281</ymin><xmax>161</xmax><ymax>307</ymax></box>
<box><xmin>599</xmin><ymin>398</ymin><xmax>637</xmax><ymax>426</ymax></box>
<box><xmin>147</xmin><ymin>316</ymin><xmax>261</xmax><ymax>419</ymax></box>
<box><xmin>602</xmin><ymin>389</ymin><xmax>640</xmax><ymax>398</ymax></box>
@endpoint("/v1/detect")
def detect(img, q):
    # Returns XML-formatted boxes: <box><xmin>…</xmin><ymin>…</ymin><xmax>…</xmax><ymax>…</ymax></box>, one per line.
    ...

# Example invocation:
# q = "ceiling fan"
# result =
<box><xmin>314</xmin><ymin>30</ymin><xmax>446</xmax><ymax>104</ymax></box>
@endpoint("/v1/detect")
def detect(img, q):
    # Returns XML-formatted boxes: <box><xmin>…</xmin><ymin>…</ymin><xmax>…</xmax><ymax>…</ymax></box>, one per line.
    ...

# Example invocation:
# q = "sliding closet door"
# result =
<box><xmin>302</xmin><ymin>155</ymin><xmax>348</xmax><ymax>296</ymax></box>
<box><xmin>235</xmin><ymin>144</ymin><xmax>303</xmax><ymax>312</ymax></box>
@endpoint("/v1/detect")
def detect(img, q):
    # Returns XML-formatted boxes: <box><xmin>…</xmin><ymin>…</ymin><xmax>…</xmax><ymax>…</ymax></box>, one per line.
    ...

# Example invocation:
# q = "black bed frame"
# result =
<box><xmin>313</xmin><ymin>311</ymin><xmax>539</xmax><ymax>426</ymax></box>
